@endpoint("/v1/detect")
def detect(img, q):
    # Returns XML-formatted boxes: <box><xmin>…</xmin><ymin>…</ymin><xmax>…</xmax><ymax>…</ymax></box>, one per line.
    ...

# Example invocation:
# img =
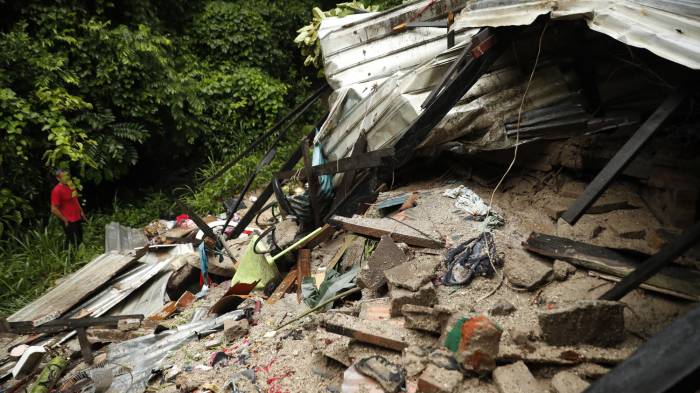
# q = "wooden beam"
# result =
<box><xmin>322</xmin><ymin>313</ymin><xmax>412</xmax><ymax>352</ymax></box>
<box><xmin>561</xmin><ymin>92</ymin><xmax>686</xmax><ymax>225</ymax></box>
<box><xmin>600</xmin><ymin>220</ymin><xmax>700</xmax><ymax>301</ymax></box>
<box><xmin>329</xmin><ymin>215</ymin><xmax>444</xmax><ymax>249</ymax></box>
<box><xmin>523</xmin><ymin>232</ymin><xmax>700</xmax><ymax>301</ymax></box>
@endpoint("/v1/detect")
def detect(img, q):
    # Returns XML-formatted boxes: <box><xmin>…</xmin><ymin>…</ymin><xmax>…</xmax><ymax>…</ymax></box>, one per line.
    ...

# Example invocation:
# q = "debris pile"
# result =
<box><xmin>2</xmin><ymin>0</ymin><xmax>700</xmax><ymax>392</ymax></box>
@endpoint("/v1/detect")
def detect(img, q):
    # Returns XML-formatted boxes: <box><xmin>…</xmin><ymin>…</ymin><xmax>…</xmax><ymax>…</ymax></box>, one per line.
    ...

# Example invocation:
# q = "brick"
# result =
<box><xmin>389</xmin><ymin>282</ymin><xmax>437</xmax><ymax>317</ymax></box>
<box><xmin>538</xmin><ymin>300</ymin><xmax>624</xmax><ymax>347</ymax></box>
<box><xmin>384</xmin><ymin>256</ymin><xmax>440</xmax><ymax>292</ymax></box>
<box><xmin>445</xmin><ymin>316</ymin><xmax>502</xmax><ymax>374</ymax></box>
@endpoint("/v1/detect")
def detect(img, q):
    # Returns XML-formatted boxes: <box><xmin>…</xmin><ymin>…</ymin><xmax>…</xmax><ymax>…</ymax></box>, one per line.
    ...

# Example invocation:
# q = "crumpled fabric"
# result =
<box><xmin>443</xmin><ymin>185</ymin><xmax>505</xmax><ymax>226</ymax></box>
<box><xmin>443</xmin><ymin>232</ymin><xmax>500</xmax><ymax>286</ymax></box>
<box><xmin>443</xmin><ymin>185</ymin><xmax>489</xmax><ymax>219</ymax></box>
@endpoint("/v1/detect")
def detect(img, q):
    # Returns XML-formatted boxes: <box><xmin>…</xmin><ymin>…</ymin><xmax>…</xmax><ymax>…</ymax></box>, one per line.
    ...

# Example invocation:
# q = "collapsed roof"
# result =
<box><xmin>315</xmin><ymin>0</ymin><xmax>699</xmax><ymax>168</ymax></box>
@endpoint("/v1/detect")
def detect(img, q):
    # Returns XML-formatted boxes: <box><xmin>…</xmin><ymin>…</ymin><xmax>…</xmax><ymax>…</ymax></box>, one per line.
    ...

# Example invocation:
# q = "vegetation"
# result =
<box><xmin>0</xmin><ymin>0</ymin><xmax>402</xmax><ymax>316</ymax></box>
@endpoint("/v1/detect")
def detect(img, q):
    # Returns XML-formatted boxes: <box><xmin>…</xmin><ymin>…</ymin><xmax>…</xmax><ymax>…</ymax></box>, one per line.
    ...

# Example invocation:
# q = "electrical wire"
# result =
<box><xmin>478</xmin><ymin>22</ymin><xmax>549</xmax><ymax>302</ymax></box>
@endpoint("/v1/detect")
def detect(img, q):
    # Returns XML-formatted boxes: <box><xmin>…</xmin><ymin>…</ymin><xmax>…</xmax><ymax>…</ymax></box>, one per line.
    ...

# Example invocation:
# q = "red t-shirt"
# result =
<box><xmin>51</xmin><ymin>183</ymin><xmax>81</xmax><ymax>223</ymax></box>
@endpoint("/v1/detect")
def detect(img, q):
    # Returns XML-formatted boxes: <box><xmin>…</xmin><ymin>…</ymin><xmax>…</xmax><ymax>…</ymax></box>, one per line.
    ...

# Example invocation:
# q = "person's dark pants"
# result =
<box><xmin>64</xmin><ymin>220</ymin><xmax>83</xmax><ymax>247</ymax></box>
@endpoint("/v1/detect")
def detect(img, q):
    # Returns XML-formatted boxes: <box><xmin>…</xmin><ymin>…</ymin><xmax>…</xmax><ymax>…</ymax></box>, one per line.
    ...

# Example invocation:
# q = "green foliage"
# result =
<box><xmin>295</xmin><ymin>2</ymin><xmax>379</xmax><ymax>69</ymax></box>
<box><xmin>0</xmin><ymin>193</ymin><xmax>172</xmax><ymax>317</ymax></box>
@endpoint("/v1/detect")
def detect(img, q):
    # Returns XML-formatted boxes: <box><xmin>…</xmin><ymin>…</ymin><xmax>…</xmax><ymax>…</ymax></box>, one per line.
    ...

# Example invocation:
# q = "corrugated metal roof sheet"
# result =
<box><xmin>7</xmin><ymin>252</ymin><xmax>137</xmax><ymax>325</ymax></box>
<box><xmin>457</xmin><ymin>0</ymin><xmax>700</xmax><ymax>70</ymax></box>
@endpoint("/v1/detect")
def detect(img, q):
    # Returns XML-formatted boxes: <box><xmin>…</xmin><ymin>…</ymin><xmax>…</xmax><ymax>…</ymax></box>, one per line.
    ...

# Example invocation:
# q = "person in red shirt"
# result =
<box><xmin>50</xmin><ymin>169</ymin><xmax>86</xmax><ymax>246</ymax></box>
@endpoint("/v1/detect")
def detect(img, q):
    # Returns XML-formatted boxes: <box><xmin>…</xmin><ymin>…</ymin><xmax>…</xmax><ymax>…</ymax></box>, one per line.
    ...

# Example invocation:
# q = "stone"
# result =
<box><xmin>384</xmin><ymin>255</ymin><xmax>440</xmax><ymax>291</ymax></box>
<box><xmin>445</xmin><ymin>316</ymin><xmax>502</xmax><ymax>374</ymax></box>
<box><xmin>493</xmin><ymin>361</ymin><xmax>539</xmax><ymax>393</ymax></box>
<box><xmin>490</xmin><ymin>300</ymin><xmax>516</xmax><ymax>316</ymax></box>
<box><xmin>538</xmin><ymin>300</ymin><xmax>625</xmax><ymax>347</ymax></box>
<box><xmin>508</xmin><ymin>327</ymin><xmax>535</xmax><ymax>349</ymax></box>
<box><xmin>389</xmin><ymin>282</ymin><xmax>437</xmax><ymax>317</ymax></box>
<box><xmin>401</xmin><ymin>304</ymin><xmax>451</xmax><ymax>334</ymax></box>
<box><xmin>204</xmin><ymin>336</ymin><xmax>222</xmax><ymax>349</ymax></box>
<box><xmin>552</xmin><ymin>260</ymin><xmax>576</xmax><ymax>281</ymax></box>
<box><xmin>417</xmin><ymin>364</ymin><xmax>463</xmax><ymax>393</ymax></box>
<box><xmin>402</xmin><ymin>345</ymin><xmax>429</xmax><ymax>377</ymax></box>
<box><xmin>503</xmin><ymin>250</ymin><xmax>552</xmax><ymax>290</ymax></box>
<box><xmin>117</xmin><ymin>318</ymin><xmax>141</xmax><ymax>331</ymax></box>
<box><xmin>551</xmin><ymin>371</ymin><xmax>590</xmax><ymax>393</ymax></box>
<box><xmin>223</xmin><ymin>318</ymin><xmax>249</xmax><ymax>341</ymax></box>
<box><xmin>358</xmin><ymin>235</ymin><xmax>408</xmax><ymax>290</ymax></box>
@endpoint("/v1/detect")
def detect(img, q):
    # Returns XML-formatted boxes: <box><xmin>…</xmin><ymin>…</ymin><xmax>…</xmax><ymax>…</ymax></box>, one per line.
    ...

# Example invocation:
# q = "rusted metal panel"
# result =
<box><xmin>7</xmin><ymin>252</ymin><xmax>138</xmax><ymax>325</ymax></box>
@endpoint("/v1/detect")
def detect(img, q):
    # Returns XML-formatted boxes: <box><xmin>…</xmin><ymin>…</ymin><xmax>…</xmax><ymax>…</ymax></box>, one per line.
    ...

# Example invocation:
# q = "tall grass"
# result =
<box><xmin>0</xmin><ymin>193</ymin><xmax>173</xmax><ymax>317</ymax></box>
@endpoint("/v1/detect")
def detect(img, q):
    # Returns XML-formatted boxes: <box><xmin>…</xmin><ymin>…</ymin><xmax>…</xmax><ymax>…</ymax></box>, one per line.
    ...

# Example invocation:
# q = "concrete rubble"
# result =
<box><xmin>2</xmin><ymin>1</ymin><xmax>699</xmax><ymax>392</ymax></box>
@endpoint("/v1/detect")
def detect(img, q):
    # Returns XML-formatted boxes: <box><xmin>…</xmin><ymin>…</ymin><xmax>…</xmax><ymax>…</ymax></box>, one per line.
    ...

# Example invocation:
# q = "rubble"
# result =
<box><xmin>384</xmin><ymin>255</ymin><xmax>439</xmax><ymax>291</ymax></box>
<box><xmin>388</xmin><ymin>282</ymin><xmax>437</xmax><ymax>317</ymax></box>
<box><xmin>489</xmin><ymin>300</ymin><xmax>516</xmax><ymax>316</ymax></box>
<box><xmin>2</xmin><ymin>3</ymin><xmax>699</xmax><ymax>390</ymax></box>
<box><xmin>358</xmin><ymin>235</ymin><xmax>407</xmax><ymax>290</ymax></box>
<box><xmin>551</xmin><ymin>371</ymin><xmax>590</xmax><ymax>393</ymax></box>
<box><xmin>538</xmin><ymin>300</ymin><xmax>625</xmax><ymax>347</ymax></box>
<box><xmin>417</xmin><ymin>364</ymin><xmax>463</xmax><ymax>393</ymax></box>
<box><xmin>223</xmin><ymin>319</ymin><xmax>249</xmax><ymax>341</ymax></box>
<box><xmin>445</xmin><ymin>316</ymin><xmax>502</xmax><ymax>374</ymax></box>
<box><xmin>503</xmin><ymin>250</ymin><xmax>553</xmax><ymax>289</ymax></box>
<box><xmin>492</xmin><ymin>361</ymin><xmax>539</xmax><ymax>393</ymax></box>
<box><xmin>552</xmin><ymin>260</ymin><xmax>577</xmax><ymax>281</ymax></box>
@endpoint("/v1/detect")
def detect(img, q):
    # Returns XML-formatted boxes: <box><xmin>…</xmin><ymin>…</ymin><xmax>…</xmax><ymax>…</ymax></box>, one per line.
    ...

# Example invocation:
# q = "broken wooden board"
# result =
<box><xmin>523</xmin><ymin>232</ymin><xmax>700</xmax><ymax>301</ymax></box>
<box><xmin>8</xmin><ymin>253</ymin><xmax>138</xmax><ymax>325</ymax></box>
<box><xmin>499</xmin><ymin>340</ymin><xmax>636</xmax><ymax>366</ymax></box>
<box><xmin>329</xmin><ymin>215</ymin><xmax>444</xmax><ymax>249</ymax></box>
<box><xmin>321</xmin><ymin>313</ymin><xmax>434</xmax><ymax>352</ymax></box>
<box><xmin>267</xmin><ymin>270</ymin><xmax>298</xmax><ymax>305</ymax></box>
<box><xmin>296</xmin><ymin>249</ymin><xmax>311</xmax><ymax>302</ymax></box>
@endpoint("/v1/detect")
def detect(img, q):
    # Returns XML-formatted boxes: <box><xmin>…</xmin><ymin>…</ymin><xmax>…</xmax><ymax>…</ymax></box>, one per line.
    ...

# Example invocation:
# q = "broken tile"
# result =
<box><xmin>551</xmin><ymin>371</ymin><xmax>590</xmax><ymax>393</ymax></box>
<box><xmin>493</xmin><ymin>361</ymin><xmax>539</xmax><ymax>393</ymax></box>
<box><xmin>384</xmin><ymin>255</ymin><xmax>440</xmax><ymax>291</ymax></box>
<box><xmin>389</xmin><ymin>282</ymin><xmax>437</xmax><ymax>317</ymax></box>
<box><xmin>417</xmin><ymin>364</ymin><xmax>463</xmax><ymax>393</ymax></box>
<box><xmin>538</xmin><ymin>300</ymin><xmax>625</xmax><ymax>347</ymax></box>
<box><xmin>358</xmin><ymin>235</ymin><xmax>408</xmax><ymax>291</ymax></box>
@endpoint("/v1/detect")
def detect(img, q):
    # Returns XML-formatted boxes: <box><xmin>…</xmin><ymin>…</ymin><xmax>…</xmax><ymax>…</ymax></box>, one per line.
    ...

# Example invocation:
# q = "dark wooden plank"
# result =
<box><xmin>523</xmin><ymin>232</ymin><xmax>700</xmax><ymax>300</ymax></box>
<box><xmin>333</xmin><ymin>134</ymin><xmax>367</xmax><ymax>209</ymax></box>
<box><xmin>601</xmin><ymin>220</ymin><xmax>700</xmax><ymax>301</ymax></box>
<box><xmin>329</xmin><ymin>215</ymin><xmax>444</xmax><ymax>249</ymax></box>
<box><xmin>322</xmin><ymin>313</ymin><xmax>412</xmax><ymax>352</ymax></box>
<box><xmin>561</xmin><ymin>92</ymin><xmax>686</xmax><ymax>225</ymax></box>
<box><xmin>267</xmin><ymin>270</ymin><xmax>298</xmax><ymax>305</ymax></box>
<box><xmin>586</xmin><ymin>304</ymin><xmax>700</xmax><ymax>393</ymax></box>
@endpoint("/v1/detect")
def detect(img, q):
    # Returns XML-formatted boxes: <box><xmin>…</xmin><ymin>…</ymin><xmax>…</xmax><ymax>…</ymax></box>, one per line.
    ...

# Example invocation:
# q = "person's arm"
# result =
<box><xmin>51</xmin><ymin>205</ymin><xmax>68</xmax><ymax>225</ymax></box>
